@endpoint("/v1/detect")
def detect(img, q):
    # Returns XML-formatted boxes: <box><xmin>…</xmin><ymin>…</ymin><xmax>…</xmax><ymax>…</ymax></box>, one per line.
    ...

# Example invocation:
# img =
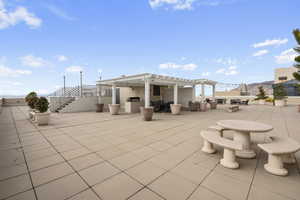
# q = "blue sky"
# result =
<box><xmin>0</xmin><ymin>0</ymin><xmax>299</xmax><ymax>95</ymax></box>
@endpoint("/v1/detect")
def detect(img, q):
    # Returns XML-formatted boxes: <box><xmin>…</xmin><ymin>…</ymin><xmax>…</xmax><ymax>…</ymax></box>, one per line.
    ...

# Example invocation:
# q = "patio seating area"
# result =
<box><xmin>0</xmin><ymin>104</ymin><xmax>300</xmax><ymax>200</ymax></box>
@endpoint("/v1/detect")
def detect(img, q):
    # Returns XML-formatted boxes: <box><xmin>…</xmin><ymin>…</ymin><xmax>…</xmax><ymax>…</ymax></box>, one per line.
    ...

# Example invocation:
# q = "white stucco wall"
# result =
<box><xmin>59</xmin><ymin>97</ymin><xmax>98</xmax><ymax>113</ymax></box>
<box><xmin>49</xmin><ymin>97</ymin><xmax>75</xmax><ymax>112</ymax></box>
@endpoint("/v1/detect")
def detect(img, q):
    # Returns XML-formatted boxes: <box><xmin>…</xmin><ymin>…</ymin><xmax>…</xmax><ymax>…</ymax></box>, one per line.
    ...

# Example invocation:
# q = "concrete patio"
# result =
<box><xmin>0</xmin><ymin>105</ymin><xmax>299</xmax><ymax>200</ymax></box>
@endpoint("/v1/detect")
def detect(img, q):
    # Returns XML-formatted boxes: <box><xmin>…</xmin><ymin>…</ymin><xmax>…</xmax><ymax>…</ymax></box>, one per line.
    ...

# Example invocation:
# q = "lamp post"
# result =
<box><xmin>80</xmin><ymin>71</ymin><xmax>83</xmax><ymax>97</ymax></box>
<box><xmin>63</xmin><ymin>75</ymin><xmax>66</xmax><ymax>97</ymax></box>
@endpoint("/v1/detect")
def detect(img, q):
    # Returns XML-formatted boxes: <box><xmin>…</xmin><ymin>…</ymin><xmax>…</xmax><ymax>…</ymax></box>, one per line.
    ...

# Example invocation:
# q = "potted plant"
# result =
<box><xmin>35</xmin><ymin>97</ymin><xmax>50</xmax><ymax>125</ymax></box>
<box><xmin>170</xmin><ymin>104</ymin><xmax>181</xmax><ymax>115</ymax></box>
<box><xmin>292</xmin><ymin>29</ymin><xmax>300</xmax><ymax>112</ymax></box>
<box><xmin>25</xmin><ymin>91</ymin><xmax>37</xmax><ymax>118</ymax></box>
<box><xmin>255</xmin><ymin>86</ymin><xmax>268</xmax><ymax>105</ymax></box>
<box><xmin>108</xmin><ymin>104</ymin><xmax>120</xmax><ymax>115</ymax></box>
<box><xmin>273</xmin><ymin>84</ymin><xmax>287</xmax><ymax>107</ymax></box>
<box><xmin>140</xmin><ymin>106</ymin><xmax>154</xmax><ymax>121</ymax></box>
<box><xmin>28</xmin><ymin>96</ymin><xmax>39</xmax><ymax>120</ymax></box>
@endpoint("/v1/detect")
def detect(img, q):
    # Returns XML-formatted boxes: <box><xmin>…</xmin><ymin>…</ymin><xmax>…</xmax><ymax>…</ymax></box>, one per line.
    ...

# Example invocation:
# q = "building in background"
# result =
<box><xmin>274</xmin><ymin>67</ymin><xmax>298</xmax><ymax>84</ymax></box>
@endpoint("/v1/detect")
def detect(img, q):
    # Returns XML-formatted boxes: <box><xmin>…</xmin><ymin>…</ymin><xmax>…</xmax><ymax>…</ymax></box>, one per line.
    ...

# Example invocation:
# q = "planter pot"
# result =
<box><xmin>171</xmin><ymin>104</ymin><xmax>181</xmax><ymax>115</ymax></box>
<box><xmin>28</xmin><ymin>109</ymin><xmax>34</xmax><ymax>119</ymax></box>
<box><xmin>96</xmin><ymin>104</ymin><xmax>104</xmax><ymax>112</ymax></box>
<box><xmin>140</xmin><ymin>107</ymin><xmax>153</xmax><ymax>121</ymax></box>
<box><xmin>109</xmin><ymin>104</ymin><xmax>120</xmax><ymax>115</ymax></box>
<box><xmin>36</xmin><ymin>112</ymin><xmax>50</xmax><ymax>126</ymax></box>
<box><xmin>200</xmin><ymin>103</ymin><xmax>207</xmax><ymax>112</ymax></box>
<box><xmin>209</xmin><ymin>102</ymin><xmax>217</xmax><ymax>109</ymax></box>
<box><xmin>275</xmin><ymin>100</ymin><xmax>285</xmax><ymax>107</ymax></box>
<box><xmin>258</xmin><ymin>99</ymin><xmax>265</xmax><ymax>105</ymax></box>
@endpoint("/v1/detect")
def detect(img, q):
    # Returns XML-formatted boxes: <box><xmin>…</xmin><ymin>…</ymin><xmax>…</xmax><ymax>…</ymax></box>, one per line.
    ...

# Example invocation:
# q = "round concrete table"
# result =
<box><xmin>217</xmin><ymin>120</ymin><xmax>273</xmax><ymax>158</ymax></box>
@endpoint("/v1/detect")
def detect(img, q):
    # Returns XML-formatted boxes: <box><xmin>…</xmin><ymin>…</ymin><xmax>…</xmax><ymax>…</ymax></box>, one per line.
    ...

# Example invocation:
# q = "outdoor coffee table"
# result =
<box><xmin>217</xmin><ymin>120</ymin><xmax>273</xmax><ymax>158</ymax></box>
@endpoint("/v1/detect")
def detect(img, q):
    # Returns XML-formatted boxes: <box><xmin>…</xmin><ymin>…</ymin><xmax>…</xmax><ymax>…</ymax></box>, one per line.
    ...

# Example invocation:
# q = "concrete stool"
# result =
<box><xmin>258</xmin><ymin>136</ymin><xmax>300</xmax><ymax>176</ymax></box>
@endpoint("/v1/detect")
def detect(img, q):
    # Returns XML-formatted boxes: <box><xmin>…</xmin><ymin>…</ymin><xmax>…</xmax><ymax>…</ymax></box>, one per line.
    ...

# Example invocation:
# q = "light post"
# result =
<box><xmin>80</xmin><ymin>71</ymin><xmax>83</xmax><ymax>97</ymax></box>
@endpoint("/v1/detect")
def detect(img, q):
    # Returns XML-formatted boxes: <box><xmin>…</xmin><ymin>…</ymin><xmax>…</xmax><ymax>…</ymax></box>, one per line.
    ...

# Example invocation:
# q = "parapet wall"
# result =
<box><xmin>1</xmin><ymin>98</ymin><xmax>26</xmax><ymax>106</ymax></box>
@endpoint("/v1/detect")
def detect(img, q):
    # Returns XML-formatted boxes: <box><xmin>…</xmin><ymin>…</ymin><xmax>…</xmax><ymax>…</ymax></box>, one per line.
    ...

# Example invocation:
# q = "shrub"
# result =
<box><xmin>35</xmin><ymin>97</ymin><xmax>49</xmax><ymax>113</ymax></box>
<box><xmin>28</xmin><ymin>96</ymin><xmax>39</xmax><ymax>109</ymax></box>
<box><xmin>273</xmin><ymin>84</ymin><xmax>287</xmax><ymax>100</ymax></box>
<box><xmin>265</xmin><ymin>97</ymin><xmax>274</xmax><ymax>103</ymax></box>
<box><xmin>25</xmin><ymin>92</ymin><xmax>37</xmax><ymax>103</ymax></box>
<box><xmin>255</xmin><ymin>86</ymin><xmax>268</xmax><ymax>100</ymax></box>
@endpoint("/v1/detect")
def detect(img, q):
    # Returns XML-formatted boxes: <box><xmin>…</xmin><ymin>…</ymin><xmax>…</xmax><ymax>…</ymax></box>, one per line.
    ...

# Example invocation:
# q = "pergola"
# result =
<box><xmin>97</xmin><ymin>73</ymin><xmax>217</xmax><ymax>108</ymax></box>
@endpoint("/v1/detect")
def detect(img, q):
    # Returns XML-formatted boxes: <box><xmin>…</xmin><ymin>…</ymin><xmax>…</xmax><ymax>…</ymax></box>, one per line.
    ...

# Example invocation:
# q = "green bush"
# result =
<box><xmin>255</xmin><ymin>86</ymin><xmax>268</xmax><ymax>100</ymax></box>
<box><xmin>25</xmin><ymin>92</ymin><xmax>37</xmax><ymax>103</ymax></box>
<box><xmin>35</xmin><ymin>97</ymin><xmax>49</xmax><ymax>113</ymax></box>
<box><xmin>28</xmin><ymin>96</ymin><xmax>39</xmax><ymax>109</ymax></box>
<box><xmin>273</xmin><ymin>84</ymin><xmax>287</xmax><ymax>100</ymax></box>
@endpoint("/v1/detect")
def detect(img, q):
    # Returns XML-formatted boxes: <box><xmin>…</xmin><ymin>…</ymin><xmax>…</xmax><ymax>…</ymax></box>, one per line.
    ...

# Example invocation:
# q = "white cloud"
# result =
<box><xmin>0</xmin><ymin>65</ymin><xmax>32</xmax><ymax>77</ymax></box>
<box><xmin>216</xmin><ymin>68</ymin><xmax>225</xmax><ymax>74</ymax></box>
<box><xmin>45</xmin><ymin>4</ymin><xmax>75</xmax><ymax>21</ymax></box>
<box><xmin>225</xmin><ymin>69</ymin><xmax>238</xmax><ymax>75</ymax></box>
<box><xmin>215</xmin><ymin>57</ymin><xmax>238</xmax><ymax>65</ymax></box>
<box><xmin>216</xmin><ymin>66</ymin><xmax>238</xmax><ymax>76</ymax></box>
<box><xmin>97</xmin><ymin>69</ymin><xmax>103</xmax><ymax>73</ymax></box>
<box><xmin>56</xmin><ymin>55</ymin><xmax>68</xmax><ymax>62</ymax></box>
<box><xmin>201</xmin><ymin>72</ymin><xmax>210</xmax><ymax>76</ymax></box>
<box><xmin>275</xmin><ymin>49</ymin><xmax>297</xmax><ymax>64</ymax></box>
<box><xmin>37</xmin><ymin>89</ymin><xmax>49</xmax><ymax>95</ymax></box>
<box><xmin>159</xmin><ymin>62</ymin><xmax>198</xmax><ymax>71</ymax></box>
<box><xmin>66</xmin><ymin>65</ymin><xmax>83</xmax><ymax>73</ymax></box>
<box><xmin>149</xmin><ymin>0</ymin><xmax>237</xmax><ymax>10</ymax></box>
<box><xmin>20</xmin><ymin>55</ymin><xmax>47</xmax><ymax>67</ymax></box>
<box><xmin>253</xmin><ymin>49</ymin><xmax>269</xmax><ymax>57</ymax></box>
<box><xmin>0</xmin><ymin>0</ymin><xmax>42</xmax><ymax>29</ymax></box>
<box><xmin>252</xmin><ymin>38</ymin><xmax>288</xmax><ymax>48</ymax></box>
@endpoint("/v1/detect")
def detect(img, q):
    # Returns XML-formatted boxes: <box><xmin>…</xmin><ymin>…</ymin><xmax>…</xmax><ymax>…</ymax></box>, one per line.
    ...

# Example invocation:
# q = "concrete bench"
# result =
<box><xmin>258</xmin><ymin>136</ymin><xmax>300</xmax><ymax>176</ymax></box>
<box><xmin>201</xmin><ymin>130</ymin><xmax>243</xmax><ymax>169</ymax></box>
<box><xmin>208</xmin><ymin>125</ymin><xmax>227</xmax><ymax>137</ymax></box>
<box><xmin>227</xmin><ymin>105</ymin><xmax>239</xmax><ymax>112</ymax></box>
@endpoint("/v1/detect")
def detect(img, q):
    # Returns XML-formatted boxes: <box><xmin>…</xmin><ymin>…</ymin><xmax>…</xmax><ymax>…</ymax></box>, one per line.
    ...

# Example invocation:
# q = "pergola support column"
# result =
<box><xmin>212</xmin><ymin>84</ymin><xmax>216</xmax><ymax>100</ymax></box>
<box><xmin>174</xmin><ymin>84</ymin><xmax>178</xmax><ymax>104</ymax></box>
<box><xmin>112</xmin><ymin>84</ymin><xmax>117</xmax><ymax>104</ymax></box>
<box><xmin>192</xmin><ymin>85</ymin><xmax>196</xmax><ymax>102</ymax></box>
<box><xmin>145</xmin><ymin>79</ymin><xmax>150</xmax><ymax>108</ymax></box>
<box><xmin>201</xmin><ymin>84</ymin><xmax>205</xmax><ymax>102</ymax></box>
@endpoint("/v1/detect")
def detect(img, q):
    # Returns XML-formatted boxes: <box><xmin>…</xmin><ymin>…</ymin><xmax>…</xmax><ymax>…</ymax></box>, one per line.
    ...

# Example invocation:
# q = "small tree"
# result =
<box><xmin>255</xmin><ymin>86</ymin><xmax>268</xmax><ymax>100</ymax></box>
<box><xmin>273</xmin><ymin>84</ymin><xmax>287</xmax><ymax>100</ymax></box>
<box><xmin>28</xmin><ymin>96</ymin><xmax>39</xmax><ymax>109</ymax></box>
<box><xmin>292</xmin><ymin>29</ymin><xmax>300</xmax><ymax>82</ymax></box>
<box><xmin>25</xmin><ymin>92</ymin><xmax>37</xmax><ymax>103</ymax></box>
<box><xmin>35</xmin><ymin>97</ymin><xmax>49</xmax><ymax>113</ymax></box>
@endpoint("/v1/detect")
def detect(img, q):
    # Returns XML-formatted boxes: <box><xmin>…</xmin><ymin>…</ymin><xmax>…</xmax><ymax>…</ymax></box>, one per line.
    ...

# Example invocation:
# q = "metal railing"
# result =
<box><xmin>48</xmin><ymin>85</ymin><xmax>113</xmax><ymax>97</ymax></box>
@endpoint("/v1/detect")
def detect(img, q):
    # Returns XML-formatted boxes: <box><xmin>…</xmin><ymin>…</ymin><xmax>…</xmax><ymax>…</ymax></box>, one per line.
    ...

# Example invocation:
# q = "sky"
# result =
<box><xmin>0</xmin><ymin>0</ymin><xmax>299</xmax><ymax>96</ymax></box>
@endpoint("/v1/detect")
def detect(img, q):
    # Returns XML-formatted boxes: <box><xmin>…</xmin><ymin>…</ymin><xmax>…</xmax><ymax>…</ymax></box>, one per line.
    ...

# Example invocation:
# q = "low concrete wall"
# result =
<box><xmin>212</xmin><ymin>96</ymin><xmax>300</xmax><ymax>105</ymax></box>
<box><xmin>49</xmin><ymin>97</ymin><xmax>75</xmax><ymax>112</ymax></box>
<box><xmin>1</xmin><ymin>98</ymin><xmax>26</xmax><ymax>106</ymax></box>
<box><xmin>59</xmin><ymin>96</ymin><xmax>98</xmax><ymax>113</ymax></box>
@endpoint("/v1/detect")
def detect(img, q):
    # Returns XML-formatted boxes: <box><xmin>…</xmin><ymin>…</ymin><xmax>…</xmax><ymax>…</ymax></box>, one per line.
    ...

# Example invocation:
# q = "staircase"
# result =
<box><xmin>55</xmin><ymin>98</ymin><xmax>75</xmax><ymax>113</ymax></box>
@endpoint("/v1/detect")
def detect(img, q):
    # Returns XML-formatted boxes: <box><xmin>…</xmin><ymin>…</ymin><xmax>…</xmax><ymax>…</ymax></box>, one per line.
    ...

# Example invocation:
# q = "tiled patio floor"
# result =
<box><xmin>0</xmin><ymin>105</ymin><xmax>299</xmax><ymax>200</ymax></box>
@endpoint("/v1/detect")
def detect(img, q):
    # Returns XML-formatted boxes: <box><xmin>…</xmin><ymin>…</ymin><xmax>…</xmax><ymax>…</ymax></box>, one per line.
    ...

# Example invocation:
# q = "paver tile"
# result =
<box><xmin>149</xmin><ymin>172</ymin><xmax>197</xmax><ymax>200</ymax></box>
<box><xmin>93</xmin><ymin>173</ymin><xmax>143</xmax><ymax>200</ymax></box>
<box><xmin>79</xmin><ymin>162</ymin><xmax>120</xmax><ymax>186</ymax></box>
<box><xmin>0</xmin><ymin>174</ymin><xmax>32</xmax><ymax>199</ymax></box>
<box><xmin>35</xmin><ymin>173</ymin><xmax>88</xmax><ymax>200</ymax></box>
